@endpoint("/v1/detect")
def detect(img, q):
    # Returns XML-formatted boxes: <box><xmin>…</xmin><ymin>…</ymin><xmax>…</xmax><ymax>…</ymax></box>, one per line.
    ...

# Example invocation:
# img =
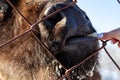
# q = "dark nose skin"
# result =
<box><xmin>41</xmin><ymin>2</ymin><xmax>98</xmax><ymax>69</ymax></box>
<box><xmin>44</xmin><ymin>3</ymin><xmax>99</xmax><ymax>69</ymax></box>
<box><xmin>54</xmin><ymin>3</ymin><xmax>97</xmax><ymax>37</ymax></box>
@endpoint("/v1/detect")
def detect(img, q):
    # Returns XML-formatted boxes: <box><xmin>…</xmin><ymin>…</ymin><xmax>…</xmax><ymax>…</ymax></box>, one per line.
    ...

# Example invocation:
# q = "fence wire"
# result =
<box><xmin>0</xmin><ymin>0</ymin><xmax>119</xmax><ymax>80</ymax></box>
<box><xmin>117</xmin><ymin>0</ymin><xmax>120</xmax><ymax>4</ymax></box>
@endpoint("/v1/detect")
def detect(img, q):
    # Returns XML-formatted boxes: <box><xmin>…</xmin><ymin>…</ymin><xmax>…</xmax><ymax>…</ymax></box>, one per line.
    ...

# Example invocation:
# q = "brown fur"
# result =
<box><xmin>0</xmin><ymin>0</ymin><xmax>101</xmax><ymax>80</ymax></box>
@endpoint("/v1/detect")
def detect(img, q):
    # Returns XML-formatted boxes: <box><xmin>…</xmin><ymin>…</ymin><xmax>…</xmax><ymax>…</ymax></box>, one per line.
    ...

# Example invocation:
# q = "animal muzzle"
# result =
<box><xmin>41</xmin><ymin>2</ymin><xmax>99</xmax><ymax>69</ymax></box>
<box><xmin>43</xmin><ymin>2</ymin><xmax>97</xmax><ymax>38</ymax></box>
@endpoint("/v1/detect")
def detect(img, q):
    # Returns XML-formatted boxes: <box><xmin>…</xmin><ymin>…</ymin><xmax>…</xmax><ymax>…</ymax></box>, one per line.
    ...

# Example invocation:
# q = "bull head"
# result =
<box><xmin>0</xmin><ymin>0</ymin><xmax>100</xmax><ymax>80</ymax></box>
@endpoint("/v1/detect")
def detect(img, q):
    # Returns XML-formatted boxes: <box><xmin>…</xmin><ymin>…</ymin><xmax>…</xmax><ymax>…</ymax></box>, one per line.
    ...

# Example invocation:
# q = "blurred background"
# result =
<box><xmin>77</xmin><ymin>0</ymin><xmax>120</xmax><ymax>80</ymax></box>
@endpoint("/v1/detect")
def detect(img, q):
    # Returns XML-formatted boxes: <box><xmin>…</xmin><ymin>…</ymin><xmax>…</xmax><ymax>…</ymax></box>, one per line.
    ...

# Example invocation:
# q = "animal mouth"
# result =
<box><xmin>65</xmin><ymin>32</ymin><xmax>97</xmax><ymax>44</ymax></box>
<box><xmin>65</xmin><ymin>35</ymin><xmax>85</xmax><ymax>45</ymax></box>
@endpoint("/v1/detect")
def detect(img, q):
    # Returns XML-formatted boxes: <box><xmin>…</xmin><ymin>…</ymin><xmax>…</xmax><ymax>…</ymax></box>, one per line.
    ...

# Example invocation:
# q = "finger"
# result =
<box><xmin>97</xmin><ymin>33</ymin><xmax>104</xmax><ymax>39</ymax></box>
<box><xmin>97</xmin><ymin>33</ymin><xmax>110</xmax><ymax>40</ymax></box>
<box><xmin>118</xmin><ymin>41</ymin><xmax>120</xmax><ymax>48</ymax></box>
<box><xmin>111</xmin><ymin>39</ymin><xmax>119</xmax><ymax>44</ymax></box>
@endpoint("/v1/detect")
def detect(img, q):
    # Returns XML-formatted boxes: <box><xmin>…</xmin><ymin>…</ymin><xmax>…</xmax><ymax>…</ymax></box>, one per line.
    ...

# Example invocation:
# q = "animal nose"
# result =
<box><xmin>43</xmin><ymin>4</ymin><xmax>64</xmax><ymax>29</ymax></box>
<box><xmin>43</xmin><ymin>3</ymin><xmax>97</xmax><ymax>37</ymax></box>
<box><xmin>43</xmin><ymin>3</ymin><xmax>81</xmax><ymax>32</ymax></box>
<box><xmin>55</xmin><ymin>3</ymin><xmax>78</xmax><ymax>28</ymax></box>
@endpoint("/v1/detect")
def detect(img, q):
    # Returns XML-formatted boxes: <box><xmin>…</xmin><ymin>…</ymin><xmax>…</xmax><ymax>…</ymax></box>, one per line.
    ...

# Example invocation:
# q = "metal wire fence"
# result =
<box><xmin>117</xmin><ymin>0</ymin><xmax>120</xmax><ymax>4</ymax></box>
<box><xmin>0</xmin><ymin>0</ymin><xmax>120</xmax><ymax>80</ymax></box>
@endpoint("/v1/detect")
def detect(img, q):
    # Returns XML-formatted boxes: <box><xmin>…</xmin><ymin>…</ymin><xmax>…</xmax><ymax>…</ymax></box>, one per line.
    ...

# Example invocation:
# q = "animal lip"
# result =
<box><xmin>65</xmin><ymin>35</ymin><xmax>86</xmax><ymax>45</ymax></box>
<box><xmin>65</xmin><ymin>32</ymin><xmax>97</xmax><ymax>45</ymax></box>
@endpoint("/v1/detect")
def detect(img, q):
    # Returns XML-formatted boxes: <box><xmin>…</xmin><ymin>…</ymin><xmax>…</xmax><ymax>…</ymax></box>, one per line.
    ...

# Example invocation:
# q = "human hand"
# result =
<box><xmin>97</xmin><ymin>28</ymin><xmax>120</xmax><ymax>47</ymax></box>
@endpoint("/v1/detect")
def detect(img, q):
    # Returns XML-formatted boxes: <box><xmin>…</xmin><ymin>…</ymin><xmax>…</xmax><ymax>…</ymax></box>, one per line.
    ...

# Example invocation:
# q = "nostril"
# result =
<box><xmin>43</xmin><ymin>6</ymin><xmax>63</xmax><ymax>29</ymax></box>
<box><xmin>44</xmin><ymin>6</ymin><xmax>56</xmax><ymax>16</ymax></box>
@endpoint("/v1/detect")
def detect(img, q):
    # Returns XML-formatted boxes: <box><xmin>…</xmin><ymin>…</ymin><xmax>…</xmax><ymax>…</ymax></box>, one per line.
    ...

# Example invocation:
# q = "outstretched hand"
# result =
<box><xmin>97</xmin><ymin>28</ymin><xmax>120</xmax><ymax>47</ymax></box>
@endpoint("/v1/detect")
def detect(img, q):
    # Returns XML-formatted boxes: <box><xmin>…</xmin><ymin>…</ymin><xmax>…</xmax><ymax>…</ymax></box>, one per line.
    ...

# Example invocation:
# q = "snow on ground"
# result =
<box><xmin>98</xmin><ymin>42</ymin><xmax>120</xmax><ymax>80</ymax></box>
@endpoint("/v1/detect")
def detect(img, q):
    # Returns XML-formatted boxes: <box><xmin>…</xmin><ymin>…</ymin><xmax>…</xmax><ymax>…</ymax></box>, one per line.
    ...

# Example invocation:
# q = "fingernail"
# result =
<box><xmin>97</xmin><ymin>33</ymin><xmax>104</xmax><ymax>38</ymax></box>
<box><xmin>110</xmin><ymin>40</ymin><xmax>113</xmax><ymax>44</ymax></box>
